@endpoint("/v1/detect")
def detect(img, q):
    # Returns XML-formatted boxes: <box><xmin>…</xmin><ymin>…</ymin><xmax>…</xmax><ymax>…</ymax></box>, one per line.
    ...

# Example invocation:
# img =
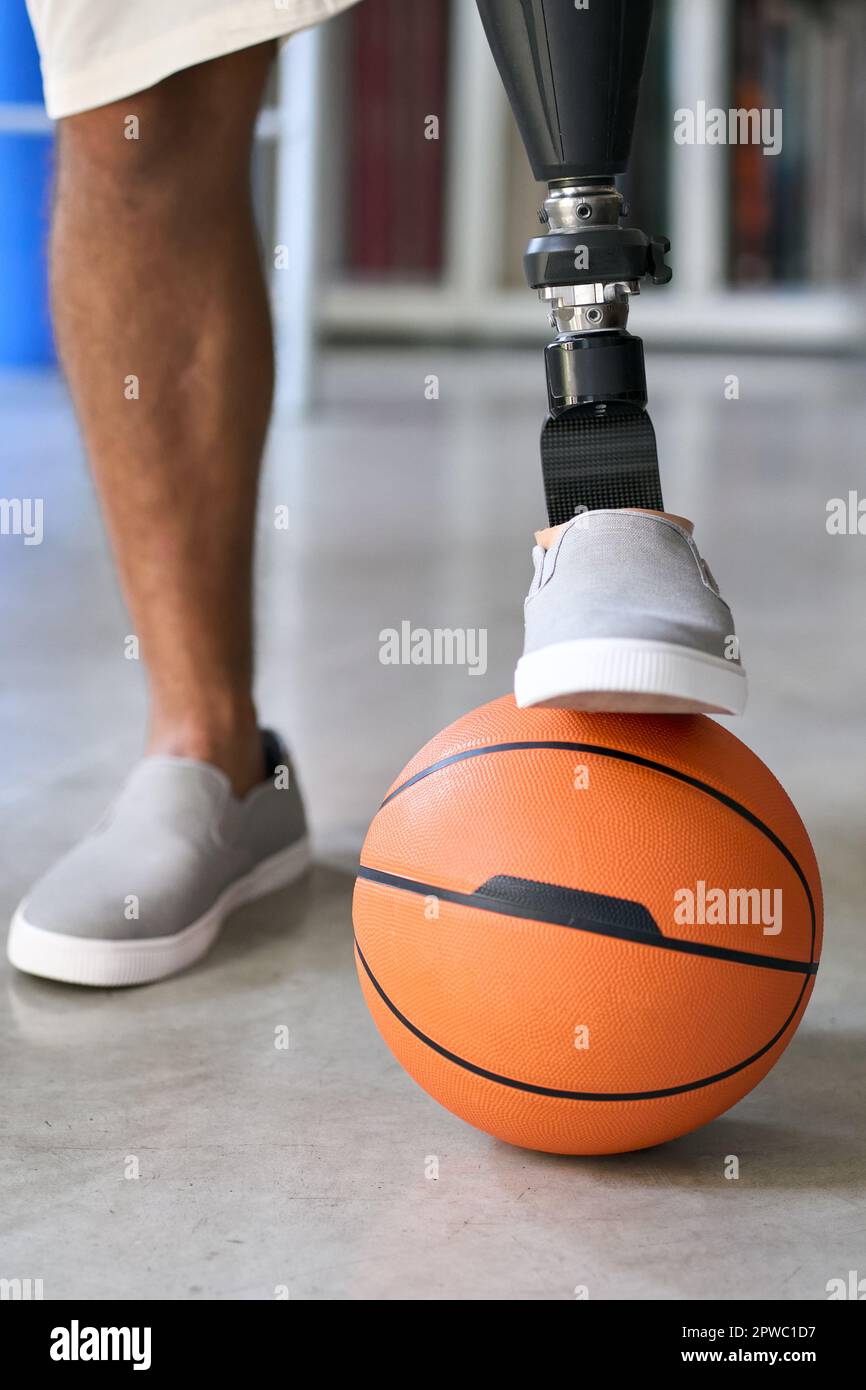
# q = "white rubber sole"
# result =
<box><xmin>514</xmin><ymin>638</ymin><xmax>748</xmax><ymax>715</ymax></box>
<box><xmin>6</xmin><ymin>835</ymin><xmax>311</xmax><ymax>988</ymax></box>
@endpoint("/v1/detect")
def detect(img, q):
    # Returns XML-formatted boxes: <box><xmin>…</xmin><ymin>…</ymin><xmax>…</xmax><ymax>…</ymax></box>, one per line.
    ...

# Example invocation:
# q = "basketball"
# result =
<box><xmin>353</xmin><ymin>696</ymin><xmax>822</xmax><ymax>1155</ymax></box>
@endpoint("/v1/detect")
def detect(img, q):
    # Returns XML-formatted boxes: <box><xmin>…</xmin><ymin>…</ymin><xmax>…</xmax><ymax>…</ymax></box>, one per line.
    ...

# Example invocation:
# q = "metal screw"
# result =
<box><xmin>576</xmin><ymin>203</ymin><xmax>592</xmax><ymax>220</ymax></box>
<box><xmin>585</xmin><ymin>307</ymin><xmax>603</xmax><ymax>325</ymax></box>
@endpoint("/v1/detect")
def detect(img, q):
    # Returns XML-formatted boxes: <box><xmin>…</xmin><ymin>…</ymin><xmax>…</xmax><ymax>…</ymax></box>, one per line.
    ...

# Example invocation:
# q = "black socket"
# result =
<box><xmin>545</xmin><ymin>330</ymin><xmax>648</xmax><ymax>415</ymax></box>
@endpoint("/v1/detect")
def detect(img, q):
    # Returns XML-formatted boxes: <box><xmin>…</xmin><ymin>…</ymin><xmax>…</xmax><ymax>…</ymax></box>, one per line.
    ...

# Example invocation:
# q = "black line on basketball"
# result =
<box><xmin>354</xmin><ymin>936</ymin><xmax>814</xmax><ymax>1102</ymax></box>
<box><xmin>376</xmin><ymin>739</ymin><xmax>817</xmax><ymax>963</ymax></box>
<box><xmin>356</xmin><ymin>865</ymin><xmax>817</xmax><ymax>975</ymax></box>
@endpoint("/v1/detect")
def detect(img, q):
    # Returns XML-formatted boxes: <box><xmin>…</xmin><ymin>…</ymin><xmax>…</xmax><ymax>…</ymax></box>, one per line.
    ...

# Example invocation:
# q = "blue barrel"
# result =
<box><xmin>0</xmin><ymin>2</ymin><xmax>55</xmax><ymax>366</ymax></box>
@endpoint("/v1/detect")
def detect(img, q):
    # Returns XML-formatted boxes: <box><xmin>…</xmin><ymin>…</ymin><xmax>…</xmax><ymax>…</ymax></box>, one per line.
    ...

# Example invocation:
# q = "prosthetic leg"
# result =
<box><xmin>477</xmin><ymin>0</ymin><xmax>747</xmax><ymax>715</ymax></box>
<box><xmin>476</xmin><ymin>0</ymin><xmax>671</xmax><ymax>524</ymax></box>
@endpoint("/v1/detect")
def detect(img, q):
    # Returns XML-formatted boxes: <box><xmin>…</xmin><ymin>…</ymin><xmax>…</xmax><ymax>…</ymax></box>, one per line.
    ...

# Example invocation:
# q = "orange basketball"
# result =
<box><xmin>353</xmin><ymin>696</ymin><xmax>822</xmax><ymax>1154</ymax></box>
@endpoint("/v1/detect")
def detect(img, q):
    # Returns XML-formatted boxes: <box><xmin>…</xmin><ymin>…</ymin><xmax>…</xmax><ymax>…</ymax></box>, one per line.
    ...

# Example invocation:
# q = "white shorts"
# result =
<box><xmin>26</xmin><ymin>0</ymin><xmax>362</xmax><ymax>119</ymax></box>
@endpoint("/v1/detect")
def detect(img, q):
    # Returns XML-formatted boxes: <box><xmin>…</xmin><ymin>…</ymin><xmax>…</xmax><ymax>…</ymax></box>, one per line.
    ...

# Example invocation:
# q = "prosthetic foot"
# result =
<box><xmin>515</xmin><ymin>511</ymin><xmax>747</xmax><ymax>715</ymax></box>
<box><xmin>477</xmin><ymin>0</ymin><xmax>746</xmax><ymax>713</ymax></box>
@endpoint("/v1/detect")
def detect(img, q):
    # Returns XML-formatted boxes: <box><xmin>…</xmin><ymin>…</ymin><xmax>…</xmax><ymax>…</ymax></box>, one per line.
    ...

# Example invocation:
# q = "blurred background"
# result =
<box><xmin>309</xmin><ymin>0</ymin><xmax>866</xmax><ymax>351</ymax></box>
<box><xmin>3</xmin><ymin>0</ymin><xmax>866</xmax><ymax>373</ymax></box>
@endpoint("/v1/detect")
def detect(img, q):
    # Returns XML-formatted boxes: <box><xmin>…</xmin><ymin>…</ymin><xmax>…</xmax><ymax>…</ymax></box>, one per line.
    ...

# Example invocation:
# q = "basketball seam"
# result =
<box><xmin>355</xmin><ymin>865</ymin><xmax>818</xmax><ymax>976</ymax></box>
<box><xmin>377</xmin><ymin>739</ymin><xmax>817</xmax><ymax>964</ymax></box>
<box><xmin>354</xmin><ymin>935</ymin><xmax>813</xmax><ymax>1102</ymax></box>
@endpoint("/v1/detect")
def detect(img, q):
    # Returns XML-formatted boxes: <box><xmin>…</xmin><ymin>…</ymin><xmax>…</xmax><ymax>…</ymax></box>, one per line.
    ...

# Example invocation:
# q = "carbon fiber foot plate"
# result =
<box><xmin>541</xmin><ymin>406</ymin><xmax>664</xmax><ymax>524</ymax></box>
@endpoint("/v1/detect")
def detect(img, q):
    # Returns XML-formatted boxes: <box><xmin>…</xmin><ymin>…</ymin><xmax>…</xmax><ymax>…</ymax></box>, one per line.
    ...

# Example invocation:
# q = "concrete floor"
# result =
<box><xmin>0</xmin><ymin>348</ymin><xmax>864</xmax><ymax>1301</ymax></box>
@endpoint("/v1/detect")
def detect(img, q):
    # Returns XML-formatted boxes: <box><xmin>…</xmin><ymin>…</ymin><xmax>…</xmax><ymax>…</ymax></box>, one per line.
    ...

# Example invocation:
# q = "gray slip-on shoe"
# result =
<box><xmin>515</xmin><ymin>510</ymin><xmax>747</xmax><ymax>715</ymax></box>
<box><xmin>7</xmin><ymin>730</ymin><xmax>310</xmax><ymax>987</ymax></box>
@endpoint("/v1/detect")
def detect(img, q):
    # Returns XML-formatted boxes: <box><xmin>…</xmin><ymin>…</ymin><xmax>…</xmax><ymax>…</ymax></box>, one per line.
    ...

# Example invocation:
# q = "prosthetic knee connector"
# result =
<box><xmin>476</xmin><ymin>0</ymin><xmax>671</xmax><ymax>525</ymax></box>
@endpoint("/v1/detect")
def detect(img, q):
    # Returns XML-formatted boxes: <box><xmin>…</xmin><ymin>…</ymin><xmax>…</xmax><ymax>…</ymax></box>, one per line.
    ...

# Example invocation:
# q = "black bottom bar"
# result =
<box><xmin>8</xmin><ymin>1297</ymin><xmax>859</xmax><ymax>1370</ymax></box>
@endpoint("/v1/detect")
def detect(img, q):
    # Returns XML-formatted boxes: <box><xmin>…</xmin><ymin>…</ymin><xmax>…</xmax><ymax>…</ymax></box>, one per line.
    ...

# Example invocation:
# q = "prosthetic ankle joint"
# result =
<box><xmin>528</xmin><ymin>181</ymin><xmax>671</xmax><ymax>523</ymax></box>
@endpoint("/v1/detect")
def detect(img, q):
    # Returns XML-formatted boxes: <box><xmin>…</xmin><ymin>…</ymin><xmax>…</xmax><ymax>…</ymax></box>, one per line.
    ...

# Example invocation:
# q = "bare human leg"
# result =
<box><xmin>50</xmin><ymin>43</ymin><xmax>277</xmax><ymax>794</ymax></box>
